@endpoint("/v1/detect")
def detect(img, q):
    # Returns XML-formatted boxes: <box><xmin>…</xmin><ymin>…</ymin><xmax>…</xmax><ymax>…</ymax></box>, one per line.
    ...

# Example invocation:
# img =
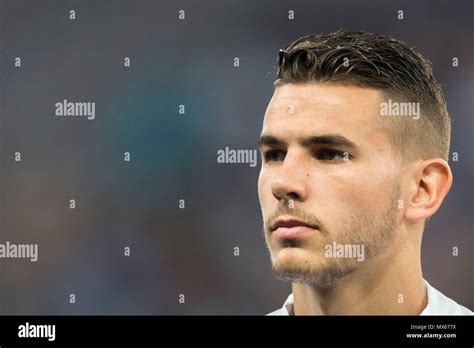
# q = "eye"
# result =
<box><xmin>316</xmin><ymin>149</ymin><xmax>349</xmax><ymax>161</ymax></box>
<box><xmin>263</xmin><ymin>149</ymin><xmax>285</xmax><ymax>162</ymax></box>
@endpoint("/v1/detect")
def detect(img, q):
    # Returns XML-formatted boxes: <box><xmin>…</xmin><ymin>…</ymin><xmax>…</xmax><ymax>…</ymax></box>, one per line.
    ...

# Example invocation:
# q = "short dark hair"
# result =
<box><xmin>274</xmin><ymin>31</ymin><xmax>451</xmax><ymax>161</ymax></box>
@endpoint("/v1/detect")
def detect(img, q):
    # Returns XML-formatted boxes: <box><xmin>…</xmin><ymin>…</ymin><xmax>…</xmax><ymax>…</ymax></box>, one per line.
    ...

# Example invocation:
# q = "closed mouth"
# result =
<box><xmin>270</xmin><ymin>218</ymin><xmax>319</xmax><ymax>232</ymax></box>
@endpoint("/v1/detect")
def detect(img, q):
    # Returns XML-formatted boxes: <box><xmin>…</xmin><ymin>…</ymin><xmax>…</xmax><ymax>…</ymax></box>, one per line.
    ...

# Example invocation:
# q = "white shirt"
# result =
<box><xmin>268</xmin><ymin>280</ymin><xmax>473</xmax><ymax>315</ymax></box>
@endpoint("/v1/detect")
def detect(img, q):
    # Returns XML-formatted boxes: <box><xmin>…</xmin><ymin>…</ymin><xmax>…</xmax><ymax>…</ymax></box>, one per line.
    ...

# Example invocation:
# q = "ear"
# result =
<box><xmin>405</xmin><ymin>159</ymin><xmax>453</xmax><ymax>222</ymax></box>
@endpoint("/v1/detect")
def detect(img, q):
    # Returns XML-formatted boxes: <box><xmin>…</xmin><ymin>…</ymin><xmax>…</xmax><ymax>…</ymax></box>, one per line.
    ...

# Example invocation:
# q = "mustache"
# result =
<box><xmin>266</xmin><ymin>200</ymin><xmax>323</xmax><ymax>232</ymax></box>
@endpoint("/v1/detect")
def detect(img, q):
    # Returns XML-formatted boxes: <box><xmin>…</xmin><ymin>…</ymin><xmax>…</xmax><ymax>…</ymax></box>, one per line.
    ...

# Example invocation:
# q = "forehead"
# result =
<box><xmin>265</xmin><ymin>83</ymin><xmax>382</xmax><ymax>121</ymax></box>
<box><xmin>262</xmin><ymin>83</ymin><xmax>389</xmax><ymax>147</ymax></box>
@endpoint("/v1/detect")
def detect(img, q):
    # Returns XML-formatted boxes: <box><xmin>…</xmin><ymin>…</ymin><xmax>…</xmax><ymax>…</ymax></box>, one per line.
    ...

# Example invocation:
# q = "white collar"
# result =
<box><xmin>268</xmin><ymin>279</ymin><xmax>472</xmax><ymax>315</ymax></box>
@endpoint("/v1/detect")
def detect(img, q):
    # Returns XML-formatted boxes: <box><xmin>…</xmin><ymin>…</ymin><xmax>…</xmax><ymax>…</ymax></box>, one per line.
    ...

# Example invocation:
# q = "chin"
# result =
<box><xmin>271</xmin><ymin>246</ymin><xmax>357</xmax><ymax>286</ymax></box>
<box><xmin>271</xmin><ymin>246</ymin><xmax>321</xmax><ymax>271</ymax></box>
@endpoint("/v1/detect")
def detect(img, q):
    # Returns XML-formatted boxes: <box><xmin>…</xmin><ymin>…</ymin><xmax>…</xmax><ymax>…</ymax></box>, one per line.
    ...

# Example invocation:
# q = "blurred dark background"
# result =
<box><xmin>0</xmin><ymin>0</ymin><xmax>472</xmax><ymax>314</ymax></box>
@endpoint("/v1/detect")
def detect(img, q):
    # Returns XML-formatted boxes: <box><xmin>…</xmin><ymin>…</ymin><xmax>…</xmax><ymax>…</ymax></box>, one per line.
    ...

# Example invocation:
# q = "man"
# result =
<box><xmin>258</xmin><ymin>31</ymin><xmax>472</xmax><ymax>315</ymax></box>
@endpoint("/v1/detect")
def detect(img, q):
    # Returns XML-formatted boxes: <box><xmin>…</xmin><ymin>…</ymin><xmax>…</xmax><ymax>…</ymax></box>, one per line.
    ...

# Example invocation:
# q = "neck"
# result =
<box><xmin>292</xmin><ymin>234</ymin><xmax>427</xmax><ymax>315</ymax></box>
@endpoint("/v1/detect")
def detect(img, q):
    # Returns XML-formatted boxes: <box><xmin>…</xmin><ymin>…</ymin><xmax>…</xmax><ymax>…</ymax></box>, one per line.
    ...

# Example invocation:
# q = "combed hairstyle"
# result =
<box><xmin>274</xmin><ymin>31</ymin><xmax>451</xmax><ymax>162</ymax></box>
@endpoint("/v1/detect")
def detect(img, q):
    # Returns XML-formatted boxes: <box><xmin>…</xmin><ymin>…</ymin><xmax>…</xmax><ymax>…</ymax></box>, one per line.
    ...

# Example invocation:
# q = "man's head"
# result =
<box><xmin>258</xmin><ymin>31</ymin><xmax>452</xmax><ymax>286</ymax></box>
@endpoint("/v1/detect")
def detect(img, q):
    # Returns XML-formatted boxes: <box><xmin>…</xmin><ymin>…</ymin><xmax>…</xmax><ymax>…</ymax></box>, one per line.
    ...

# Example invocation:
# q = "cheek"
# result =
<box><xmin>257</xmin><ymin>170</ymin><xmax>271</xmax><ymax>211</ymax></box>
<box><xmin>313</xmin><ymin>166</ymin><xmax>396</xmax><ymax>219</ymax></box>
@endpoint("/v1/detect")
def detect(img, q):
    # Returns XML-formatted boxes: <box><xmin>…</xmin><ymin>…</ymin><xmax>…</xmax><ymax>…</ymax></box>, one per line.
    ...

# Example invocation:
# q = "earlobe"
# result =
<box><xmin>404</xmin><ymin>159</ymin><xmax>452</xmax><ymax>223</ymax></box>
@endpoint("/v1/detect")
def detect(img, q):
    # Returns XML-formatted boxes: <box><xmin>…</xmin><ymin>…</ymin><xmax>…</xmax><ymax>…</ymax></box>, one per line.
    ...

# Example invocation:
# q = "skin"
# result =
<box><xmin>258</xmin><ymin>83</ymin><xmax>452</xmax><ymax>315</ymax></box>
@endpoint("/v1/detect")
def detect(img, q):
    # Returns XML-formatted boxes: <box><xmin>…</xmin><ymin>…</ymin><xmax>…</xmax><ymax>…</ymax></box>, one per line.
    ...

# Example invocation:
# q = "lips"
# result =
<box><xmin>271</xmin><ymin>218</ymin><xmax>318</xmax><ymax>231</ymax></box>
<box><xmin>270</xmin><ymin>218</ymin><xmax>319</xmax><ymax>240</ymax></box>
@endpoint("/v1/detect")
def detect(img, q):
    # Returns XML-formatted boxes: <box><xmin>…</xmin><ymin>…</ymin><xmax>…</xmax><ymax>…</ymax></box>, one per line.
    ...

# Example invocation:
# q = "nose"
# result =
<box><xmin>271</xmin><ymin>151</ymin><xmax>309</xmax><ymax>202</ymax></box>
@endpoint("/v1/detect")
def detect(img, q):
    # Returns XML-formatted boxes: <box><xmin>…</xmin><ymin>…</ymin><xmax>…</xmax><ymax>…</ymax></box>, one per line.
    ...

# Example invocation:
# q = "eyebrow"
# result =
<box><xmin>258</xmin><ymin>134</ymin><xmax>358</xmax><ymax>151</ymax></box>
